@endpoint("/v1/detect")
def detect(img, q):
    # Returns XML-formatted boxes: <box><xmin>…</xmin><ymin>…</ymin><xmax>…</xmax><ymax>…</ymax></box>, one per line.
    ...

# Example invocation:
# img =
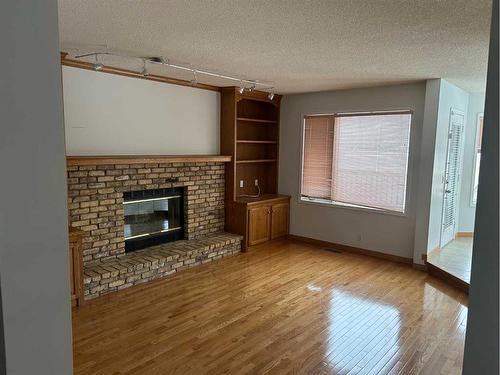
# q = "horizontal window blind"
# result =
<box><xmin>301</xmin><ymin>116</ymin><xmax>334</xmax><ymax>199</ymax></box>
<box><xmin>301</xmin><ymin>112</ymin><xmax>411</xmax><ymax>213</ymax></box>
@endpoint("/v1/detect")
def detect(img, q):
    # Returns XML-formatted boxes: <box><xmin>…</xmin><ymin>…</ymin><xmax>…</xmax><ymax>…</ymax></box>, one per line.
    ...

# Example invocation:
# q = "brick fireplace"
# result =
<box><xmin>67</xmin><ymin>156</ymin><xmax>229</xmax><ymax>264</ymax></box>
<box><xmin>67</xmin><ymin>156</ymin><xmax>243</xmax><ymax>299</ymax></box>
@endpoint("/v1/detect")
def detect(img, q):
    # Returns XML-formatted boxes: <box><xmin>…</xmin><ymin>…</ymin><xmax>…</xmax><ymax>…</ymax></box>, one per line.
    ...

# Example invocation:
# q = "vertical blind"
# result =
<box><xmin>301</xmin><ymin>112</ymin><xmax>412</xmax><ymax>213</ymax></box>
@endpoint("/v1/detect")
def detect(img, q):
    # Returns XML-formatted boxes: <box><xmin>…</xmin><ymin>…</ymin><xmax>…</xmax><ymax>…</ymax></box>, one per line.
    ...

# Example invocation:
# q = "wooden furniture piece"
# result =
<box><xmin>220</xmin><ymin>87</ymin><xmax>290</xmax><ymax>249</ymax></box>
<box><xmin>69</xmin><ymin>228</ymin><xmax>84</xmax><ymax>307</ymax></box>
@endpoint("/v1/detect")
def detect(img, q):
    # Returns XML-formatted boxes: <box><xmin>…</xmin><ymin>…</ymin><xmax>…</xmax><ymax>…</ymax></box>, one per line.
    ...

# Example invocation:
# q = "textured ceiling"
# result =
<box><xmin>58</xmin><ymin>0</ymin><xmax>491</xmax><ymax>94</ymax></box>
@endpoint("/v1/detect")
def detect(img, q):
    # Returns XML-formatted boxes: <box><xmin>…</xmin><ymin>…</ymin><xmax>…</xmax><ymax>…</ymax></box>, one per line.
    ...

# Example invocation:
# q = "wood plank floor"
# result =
<box><xmin>72</xmin><ymin>239</ymin><xmax>468</xmax><ymax>375</ymax></box>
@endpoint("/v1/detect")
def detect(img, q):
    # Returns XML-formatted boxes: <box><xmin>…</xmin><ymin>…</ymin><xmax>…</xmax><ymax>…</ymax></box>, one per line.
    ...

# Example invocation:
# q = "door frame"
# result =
<box><xmin>439</xmin><ymin>108</ymin><xmax>466</xmax><ymax>248</ymax></box>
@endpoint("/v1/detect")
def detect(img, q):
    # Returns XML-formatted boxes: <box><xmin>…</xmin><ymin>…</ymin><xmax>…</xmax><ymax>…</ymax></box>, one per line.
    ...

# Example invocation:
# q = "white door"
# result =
<box><xmin>440</xmin><ymin>109</ymin><xmax>465</xmax><ymax>248</ymax></box>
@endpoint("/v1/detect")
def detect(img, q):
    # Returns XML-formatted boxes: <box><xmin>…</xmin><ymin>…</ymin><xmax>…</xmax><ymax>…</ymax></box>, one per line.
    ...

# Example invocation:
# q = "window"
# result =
<box><xmin>301</xmin><ymin>111</ymin><xmax>412</xmax><ymax>214</ymax></box>
<box><xmin>471</xmin><ymin>114</ymin><xmax>483</xmax><ymax>206</ymax></box>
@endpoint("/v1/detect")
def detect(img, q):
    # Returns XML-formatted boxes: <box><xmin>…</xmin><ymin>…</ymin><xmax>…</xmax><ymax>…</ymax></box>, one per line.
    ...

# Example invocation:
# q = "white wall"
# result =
<box><xmin>413</xmin><ymin>79</ymin><xmax>441</xmax><ymax>263</ymax></box>
<box><xmin>426</xmin><ymin>80</ymin><xmax>469</xmax><ymax>252</ymax></box>
<box><xmin>279</xmin><ymin>83</ymin><xmax>426</xmax><ymax>260</ymax></box>
<box><xmin>458</xmin><ymin>92</ymin><xmax>485</xmax><ymax>232</ymax></box>
<box><xmin>62</xmin><ymin>66</ymin><xmax>220</xmax><ymax>155</ymax></box>
<box><xmin>0</xmin><ymin>1</ymin><xmax>73</xmax><ymax>373</ymax></box>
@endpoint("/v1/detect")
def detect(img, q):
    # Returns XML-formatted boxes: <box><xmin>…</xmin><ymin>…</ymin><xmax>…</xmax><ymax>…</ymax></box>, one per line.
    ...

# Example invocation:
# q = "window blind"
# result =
<box><xmin>301</xmin><ymin>116</ymin><xmax>334</xmax><ymax>199</ymax></box>
<box><xmin>301</xmin><ymin>112</ymin><xmax>411</xmax><ymax>213</ymax></box>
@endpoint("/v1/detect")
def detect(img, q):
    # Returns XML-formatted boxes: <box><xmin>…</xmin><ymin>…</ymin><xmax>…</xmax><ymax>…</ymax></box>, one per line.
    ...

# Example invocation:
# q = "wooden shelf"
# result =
<box><xmin>66</xmin><ymin>155</ymin><xmax>232</xmax><ymax>166</ymax></box>
<box><xmin>237</xmin><ymin>117</ymin><xmax>277</xmax><ymax>124</ymax></box>
<box><xmin>237</xmin><ymin>140</ymin><xmax>277</xmax><ymax>144</ymax></box>
<box><xmin>236</xmin><ymin>159</ymin><xmax>277</xmax><ymax>164</ymax></box>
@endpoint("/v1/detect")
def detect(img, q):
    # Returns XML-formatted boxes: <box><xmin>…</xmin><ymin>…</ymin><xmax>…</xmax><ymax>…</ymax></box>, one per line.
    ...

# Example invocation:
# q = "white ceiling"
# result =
<box><xmin>58</xmin><ymin>0</ymin><xmax>491</xmax><ymax>94</ymax></box>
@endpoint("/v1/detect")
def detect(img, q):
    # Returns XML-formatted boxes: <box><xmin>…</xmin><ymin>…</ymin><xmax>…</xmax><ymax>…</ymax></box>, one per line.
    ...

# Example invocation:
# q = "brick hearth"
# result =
<box><xmin>84</xmin><ymin>232</ymin><xmax>242</xmax><ymax>299</ymax></box>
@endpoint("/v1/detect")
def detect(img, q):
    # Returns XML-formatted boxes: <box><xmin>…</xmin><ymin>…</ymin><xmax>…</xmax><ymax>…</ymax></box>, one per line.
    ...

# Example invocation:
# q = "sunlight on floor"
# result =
<box><xmin>428</xmin><ymin>237</ymin><xmax>473</xmax><ymax>283</ymax></box>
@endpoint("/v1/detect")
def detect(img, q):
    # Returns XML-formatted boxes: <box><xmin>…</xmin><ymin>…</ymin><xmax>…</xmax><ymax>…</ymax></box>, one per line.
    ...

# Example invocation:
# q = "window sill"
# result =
<box><xmin>298</xmin><ymin>197</ymin><xmax>408</xmax><ymax>217</ymax></box>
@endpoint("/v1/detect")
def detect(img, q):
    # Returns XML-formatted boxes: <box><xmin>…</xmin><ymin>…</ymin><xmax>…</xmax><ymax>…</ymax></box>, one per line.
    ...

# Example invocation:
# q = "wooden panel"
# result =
<box><xmin>69</xmin><ymin>228</ymin><xmax>84</xmax><ymax>307</ymax></box>
<box><xmin>220</xmin><ymin>88</ymin><xmax>238</xmax><ymax>201</ymax></box>
<box><xmin>237</xmin><ymin>98</ymin><xmax>279</xmax><ymax>121</ymax></box>
<box><xmin>236</xmin><ymin>143</ymin><xmax>277</xmax><ymax>161</ymax></box>
<box><xmin>235</xmin><ymin>162</ymin><xmax>277</xmax><ymax>197</ymax></box>
<box><xmin>237</xmin><ymin>121</ymin><xmax>278</xmax><ymax>142</ymax></box>
<box><xmin>271</xmin><ymin>203</ymin><xmax>289</xmax><ymax>239</ymax></box>
<box><xmin>248</xmin><ymin>206</ymin><xmax>270</xmax><ymax>246</ymax></box>
<box><xmin>66</xmin><ymin>155</ymin><xmax>231</xmax><ymax>166</ymax></box>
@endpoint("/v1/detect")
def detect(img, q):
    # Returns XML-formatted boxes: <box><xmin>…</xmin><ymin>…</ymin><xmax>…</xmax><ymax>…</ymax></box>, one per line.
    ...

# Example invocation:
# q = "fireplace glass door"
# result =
<box><xmin>123</xmin><ymin>187</ymin><xmax>184</xmax><ymax>252</ymax></box>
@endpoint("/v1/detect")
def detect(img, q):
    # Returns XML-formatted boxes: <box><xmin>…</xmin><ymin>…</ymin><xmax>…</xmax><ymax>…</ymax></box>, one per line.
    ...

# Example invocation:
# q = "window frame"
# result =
<box><xmin>470</xmin><ymin>112</ymin><xmax>484</xmax><ymax>207</ymax></box>
<box><xmin>298</xmin><ymin>110</ymin><xmax>413</xmax><ymax>217</ymax></box>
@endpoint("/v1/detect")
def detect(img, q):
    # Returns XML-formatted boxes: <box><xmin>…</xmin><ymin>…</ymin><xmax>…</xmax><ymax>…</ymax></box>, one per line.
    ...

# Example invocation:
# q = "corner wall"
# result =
<box><xmin>458</xmin><ymin>92</ymin><xmax>485</xmax><ymax>232</ymax></box>
<box><xmin>426</xmin><ymin>80</ymin><xmax>469</xmax><ymax>252</ymax></box>
<box><xmin>0</xmin><ymin>1</ymin><xmax>73</xmax><ymax>373</ymax></box>
<box><xmin>279</xmin><ymin>83</ymin><xmax>426</xmax><ymax>259</ymax></box>
<box><xmin>462</xmin><ymin>0</ymin><xmax>499</xmax><ymax>371</ymax></box>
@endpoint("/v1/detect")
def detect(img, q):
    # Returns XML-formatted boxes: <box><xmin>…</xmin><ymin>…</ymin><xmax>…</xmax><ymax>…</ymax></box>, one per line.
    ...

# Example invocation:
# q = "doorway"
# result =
<box><xmin>440</xmin><ymin>109</ymin><xmax>465</xmax><ymax>248</ymax></box>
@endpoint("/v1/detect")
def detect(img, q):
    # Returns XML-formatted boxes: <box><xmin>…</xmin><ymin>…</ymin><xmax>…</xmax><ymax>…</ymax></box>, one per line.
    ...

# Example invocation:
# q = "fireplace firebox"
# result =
<box><xmin>123</xmin><ymin>187</ymin><xmax>184</xmax><ymax>252</ymax></box>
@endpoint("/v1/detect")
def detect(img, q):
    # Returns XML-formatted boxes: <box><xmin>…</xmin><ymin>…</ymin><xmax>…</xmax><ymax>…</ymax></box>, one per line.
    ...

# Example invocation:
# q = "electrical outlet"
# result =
<box><xmin>239</xmin><ymin>180</ymin><xmax>244</xmax><ymax>188</ymax></box>
<box><xmin>254</xmin><ymin>179</ymin><xmax>259</xmax><ymax>186</ymax></box>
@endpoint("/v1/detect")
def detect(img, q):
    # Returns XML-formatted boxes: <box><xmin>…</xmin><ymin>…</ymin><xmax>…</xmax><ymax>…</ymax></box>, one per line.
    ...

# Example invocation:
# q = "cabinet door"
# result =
<box><xmin>271</xmin><ymin>203</ymin><xmax>289</xmax><ymax>239</ymax></box>
<box><xmin>248</xmin><ymin>206</ymin><xmax>270</xmax><ymax>246</ymax></box>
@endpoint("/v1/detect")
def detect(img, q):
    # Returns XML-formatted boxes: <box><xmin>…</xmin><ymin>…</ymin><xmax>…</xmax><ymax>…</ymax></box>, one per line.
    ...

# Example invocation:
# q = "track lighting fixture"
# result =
<box><xmin>268</xmin><ymin>92</ymin><xmax>275</xmax><ymax>100</ymax></box>
<box><xmin>141</xmin><ymin>60</ymin><xmax>149</xmax><ymax>77</ymax></box>
<box><xmin>93</xmin><ymin>54</ymin><xmax>104</xmax><ymax>71</ymax></box>
<box><xmin>191</xmin><ymin>70</ymin><xmax>198</xmax><ymax>86</ymax></box>
<box><xmin>73</xmin><ymin>51</ymin><xmax>274</xmax><ymax>91</ymax></box>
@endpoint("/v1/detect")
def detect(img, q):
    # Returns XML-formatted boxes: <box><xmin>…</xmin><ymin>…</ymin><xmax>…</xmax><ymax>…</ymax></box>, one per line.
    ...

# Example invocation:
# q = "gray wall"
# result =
<box><xmin>463</xmin><ymin>0</ymin><xmax>499</xmax><ymax>372</ymax></box>
<box><xmin>458</xmin><ymin>92</ymin><xmax>486</xmax><ymax>232</ymax></box>
<box><xmin>0</xmin><ymin>1</ymin><xmax>73</xmax><ymax>374</ymax></box>
<box><xmin>279</xmin><ymin>83</ymin><xmax>425</xmax><ymax>259</ymax></box>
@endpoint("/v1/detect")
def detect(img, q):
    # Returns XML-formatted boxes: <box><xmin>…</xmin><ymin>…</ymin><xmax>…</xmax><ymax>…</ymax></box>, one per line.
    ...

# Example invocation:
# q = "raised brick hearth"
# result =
<box><xmin>66</xmin><ymin>157</ymin><xmax>241</xmax><ymax>300</ymax></box>
<box><xmin>84</xmin><ymin>232</ymin><xmax>242</xmax><ymax>299</ymax></box>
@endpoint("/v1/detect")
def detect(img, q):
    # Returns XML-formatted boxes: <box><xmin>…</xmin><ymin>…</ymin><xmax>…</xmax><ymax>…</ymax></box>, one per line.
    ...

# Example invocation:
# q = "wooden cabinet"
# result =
<box><xmin>248</xmin><ymin>206</ymin><xmax>271</xmax><ymax>246</ymax></box>
<box><xmin>271</xmin><ymin>203</ymin><xmax>289</xmax><ymax>240</ymax></box>
<box><xmin>227</xmin><ymin>195</ymin><xmax>290</xmax><ymax>250</ymax></box>
<box><xmin>69</xmin><ymin>228</ymin><xmax>84</xmax><ymax>307</ymax></box>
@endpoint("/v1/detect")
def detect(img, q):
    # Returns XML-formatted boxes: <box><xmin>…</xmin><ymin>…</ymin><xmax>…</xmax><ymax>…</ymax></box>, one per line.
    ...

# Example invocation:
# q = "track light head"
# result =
<box><xmin>238</xmin><ymin>86</ymin><xmax>245</xmax><ymax>94</ymax></box>
<box><xmin>268</xmin><ymin>92</ymin><xmax>275</xmax><ymax>100</ymax></box>
<box><xmin>93</xmin><ymin>53</ymin><xmax>104</xmax><ymax>71</ymax></box>
<box><xmin>191</xmin><ymin>71</ymin><xmax>198</xmax><ymax>86</ymax></box>
<box><xmin>141</xmin><ymin>60</ymin><xmax>149</xmax><ymax>76</ymax></box>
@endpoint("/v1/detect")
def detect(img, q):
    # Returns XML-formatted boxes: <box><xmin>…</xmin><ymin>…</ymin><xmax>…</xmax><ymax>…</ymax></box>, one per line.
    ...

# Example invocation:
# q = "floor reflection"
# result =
<box><xmin>324</xmin><ymin>289</ymin><xmax>401</xmax><ymax>373</ymax></box>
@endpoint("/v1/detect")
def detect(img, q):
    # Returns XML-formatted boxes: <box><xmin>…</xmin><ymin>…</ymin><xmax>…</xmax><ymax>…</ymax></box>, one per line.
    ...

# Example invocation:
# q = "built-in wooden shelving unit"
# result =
<box><xmin>220</xmin><ymin>87</ymin><xmax>290</xmax><ymax>250</ymax></box>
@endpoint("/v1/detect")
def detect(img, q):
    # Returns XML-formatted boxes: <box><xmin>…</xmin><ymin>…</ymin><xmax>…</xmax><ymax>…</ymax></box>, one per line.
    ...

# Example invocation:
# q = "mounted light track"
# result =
<box><xmin>73</xmin><ymin>51</ymin><xmax>275</xmax><ymax>96</ymax></box>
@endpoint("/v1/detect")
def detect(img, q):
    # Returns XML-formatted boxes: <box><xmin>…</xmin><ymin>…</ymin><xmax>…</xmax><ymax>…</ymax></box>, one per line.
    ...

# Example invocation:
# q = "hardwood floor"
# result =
<box><xmin>72</xmin><ymin>239</ymin><xmax>468</xmax><ymax>375</ymax></box>
<box><xmin>427</xmin><ymin>238</ymin><xmax>473</xmax><ymax>284</ymax></box>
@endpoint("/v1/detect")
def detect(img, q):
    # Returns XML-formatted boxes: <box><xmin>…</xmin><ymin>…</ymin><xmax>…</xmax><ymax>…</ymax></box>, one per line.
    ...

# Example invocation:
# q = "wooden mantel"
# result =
<box><xmin>66</xmin><ymin>155</ymin><xmax>232</xmax><ymax>166</ymax></box>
